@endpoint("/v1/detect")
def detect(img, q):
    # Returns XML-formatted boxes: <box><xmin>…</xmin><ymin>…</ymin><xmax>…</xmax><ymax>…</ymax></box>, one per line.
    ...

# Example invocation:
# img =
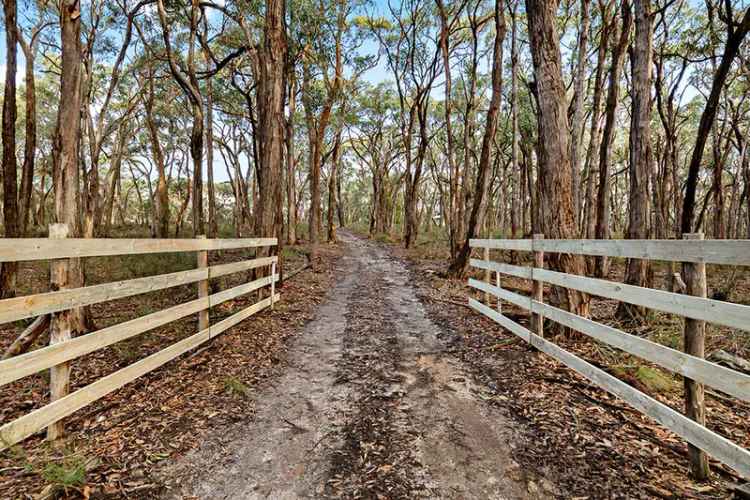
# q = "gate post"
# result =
<box><xmin>48</xmin><ymin>223</ymin><xmax>71</xmax><ymax>442</ymax></box>
<box><xmin>682</xmin><ymin>232</ymin><xmax>709</xmax><ymax>479</ymax></box>
<box><xmin>531</xmin><ymin>234</ymin><xmax>544</xmax><ymax>338</ymax></box>
<box><xmin>484</xmin><ymin>246</ymin><xmax>491</xmax><ymax>305</ymax></box>
<box><xmin>271</xmin><ymin>259</ymin><xmax>277</xmax><ymax>309</ymax></box>
<box><xmin>495</xmin><ymin>270</ymin><xmax>502</xmax><ymax>313</ymax></box>
<box><xmin>197</xmin><ymin>235</ymin><xmax>210</xmax><ymax>332</ymax></box>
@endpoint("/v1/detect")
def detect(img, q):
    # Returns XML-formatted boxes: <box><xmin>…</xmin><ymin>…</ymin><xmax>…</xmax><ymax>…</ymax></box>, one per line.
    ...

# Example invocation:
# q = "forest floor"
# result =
<box><xmin>2</xmin><ymin>231</ymin><xmax>749</xmax><ymax>498</ymax></box>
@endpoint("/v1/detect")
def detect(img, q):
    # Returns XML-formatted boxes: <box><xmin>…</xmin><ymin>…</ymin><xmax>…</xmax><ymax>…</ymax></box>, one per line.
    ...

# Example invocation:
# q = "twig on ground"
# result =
<box><xmin>3</xmin><ymin>314</ymin><xmax>50</xmax><ymax>359</ymax></box>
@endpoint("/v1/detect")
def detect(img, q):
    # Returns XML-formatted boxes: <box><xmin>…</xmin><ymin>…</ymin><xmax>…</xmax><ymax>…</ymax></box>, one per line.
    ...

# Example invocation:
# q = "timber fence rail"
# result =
<box><xmin>469</xmin><ymin>235</ymin><xmax>750</xmax><ymax>480</ymax></box>
<box><xmin>0</xmin><ymin>224</ymin><xmax>279</xmax><ymax>450</ymax></box>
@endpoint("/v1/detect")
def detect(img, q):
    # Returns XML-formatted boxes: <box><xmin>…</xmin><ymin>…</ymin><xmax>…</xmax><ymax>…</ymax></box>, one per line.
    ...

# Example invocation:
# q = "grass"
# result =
<box><xmin>373</xmin><ymin>232</ymin><xmax>394</xmax><ymax>243</ymax></box>
<box><xmin>223</xmin><ymin>376</ymin><xmax>251</xmax><ymax>399</ymax></box>
<box><xmin>113</xmin><ymin>341</ymin><xmax>140</xmax><ymax>364</ymax></box>
<box><xmin>41</xmin><ymin>456</ymin><xmax>88</xmax><ymax>488</ymax></box>
<box><xmin>613</xmin><ymin>363</ymin><xmax>679</xmax><ymax>394</ymax></box>
<box><xmin>282</xmin><ymin>246</ymin><xmax>306</xmax><ymax>260</ymax></box>
<box><xmin>6</xmin><ymin>443</ymin><xmax>93</xmax><ymax>492</ymax></box>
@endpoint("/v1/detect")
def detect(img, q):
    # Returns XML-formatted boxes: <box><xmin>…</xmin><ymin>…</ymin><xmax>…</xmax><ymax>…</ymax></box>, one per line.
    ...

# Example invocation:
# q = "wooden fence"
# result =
<box><xmin>0</xmin><ymin>225</ymin><xmax>279</xmax><ymax>450</ymax></box>
<box><xmin>468</xmin><ymin>235</ymin><xmax>750</xmax><ymax>480</ymax></box>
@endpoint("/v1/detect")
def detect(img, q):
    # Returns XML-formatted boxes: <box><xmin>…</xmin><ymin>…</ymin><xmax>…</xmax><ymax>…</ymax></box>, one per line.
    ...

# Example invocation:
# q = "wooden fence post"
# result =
<box><xmin>197</xmin><ymin>235</ymin><xmax>210</xmax><ymax>332</ymax></box>
<box><xmin>531</xmin><ymin>234</ymin><xmax>544</xmax><ymax>338</ymax></box>
<box><xmin>48</xmin><ymin>223</ymin><xmax>71</xmax><ymax>442</ymax></box>
<box><xmin>484</xmin><ymin>246</ymin><xmax>491</xmax><ymax>305</ymax></box>
<box><xmin>495</xmin><ymin>271</ymin><xmax>502</xmax><ymax>313</ymax></box>
<box><xmin>682</xmin><ymin>232</ymin><xmax>710</xmax><ymax>479</ymax></box>
<box><xmin>271</xmin><ymin>260</ymin><xmax>276</xmax><ymax>309</ymax></box>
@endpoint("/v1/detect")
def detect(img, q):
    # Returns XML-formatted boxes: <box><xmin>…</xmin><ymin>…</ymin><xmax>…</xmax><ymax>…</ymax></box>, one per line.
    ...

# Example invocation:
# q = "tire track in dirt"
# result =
<box><xmin>160</xmin><ymin>232</ymin><xmax>548</xmax><ymax>499</ymax></box>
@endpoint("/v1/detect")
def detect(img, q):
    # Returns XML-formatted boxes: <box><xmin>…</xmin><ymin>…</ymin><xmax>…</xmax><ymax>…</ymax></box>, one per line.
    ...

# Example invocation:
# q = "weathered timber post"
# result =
<box><xmin>48</xmin><ymin>223</ymin><xmax>71</xmax><ymax>442</ymax></box>
<box><xmin>484</xmin><ymin>246</ymin><xmax>491</xmax><ymax>305</ymax></box>
<box><xmin>495</xmin><ymin>270</ymin><xmax>502</xmax><ymax>313</ymax></box>
<box><xmin>197</xmin><ymin>235</ymin><xmax>209</xmax><ymax>332</ymax></box>
<box><xmin>682</xmin><ymin>232</ymin><xmax>710</xmax><ymax>479</ymax></box>
<box><xmin>271</xmin><ymin>259</ymin><xmax>277</xmax><ymax>309</ymax></box>
<box><xmin>531</xmin><ymin>234</ymin><xmax>544</xmax><ymax>338</ymax></box>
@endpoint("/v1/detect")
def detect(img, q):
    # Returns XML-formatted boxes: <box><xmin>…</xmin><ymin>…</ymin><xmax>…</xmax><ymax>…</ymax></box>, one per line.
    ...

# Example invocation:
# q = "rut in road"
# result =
<box><xmin>161</xmin><ymin>232</ymin><xmax>548</xmax><ymax>499</ymax></box>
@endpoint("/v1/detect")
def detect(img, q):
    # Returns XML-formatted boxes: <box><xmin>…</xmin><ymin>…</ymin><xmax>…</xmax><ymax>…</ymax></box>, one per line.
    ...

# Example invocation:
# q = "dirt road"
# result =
<box><xmin>161</xmin><ymin>232</ymin><xmax>549</xmax><ymax>499</ymax></box>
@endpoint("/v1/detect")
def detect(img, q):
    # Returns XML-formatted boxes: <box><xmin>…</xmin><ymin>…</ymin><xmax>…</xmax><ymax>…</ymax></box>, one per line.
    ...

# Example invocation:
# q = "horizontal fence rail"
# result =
<box><xmin>468</xmin><ymin>236</ymin><xmax>750</xmax><ymax>480</ymax></box>
<box><xmin>0</xmin><ymin>229</ymin><xmax>279</xmax><ymax>451</ymax></box>
<box><xmin>0</xmin><ymin>237</ymin><xmax>277</xmax><ymax>263</ymax></box>
<box><xmin>470</xmin><ymin>238</ymin><xmax>750</xmax><ymax>266</ymax></box>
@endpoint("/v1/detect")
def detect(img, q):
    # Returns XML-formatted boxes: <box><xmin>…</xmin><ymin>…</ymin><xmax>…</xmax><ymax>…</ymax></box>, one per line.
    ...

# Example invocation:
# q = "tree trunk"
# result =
<box><xmin>286</xmin><ymin>75</ymin><xmax>297</xmax><ymax>245</ymax></box>
<box><xmin>436</xmin><ymin>0</ymin><xmax>459</xmax><ymax>258</ymax></box>
<box><xmin>571</xmin><ymin>0</ymin><xmax>591</xmax><ymax>226</ymax></box>
<box><xmin>156</xmin><ymin>0</ymin><xmax>205</xmax><ymax>237</ymax></box>
<box><xmin>404</xmin><ymin>101</ymin><xmax>429</xmax><ymax>249</ymax></box>
<box><xmin>256</xmin><ymin>0</ymin><xmax>287</xmax><ymax>275</ymax></box>
<box><xmin>53</xmin><ymin>0</ymin><xmax>86</xmax><ymax>336</ymax></box>
<box><xmin>1</xmin><ymin>0</ymin><xmax>19</xmax><ymax>299</ymax></box>
<box><xmin>327</xmin><ymin>133</ymin><xmax>341</xmax><ymax>242</ymax></box>
<box><xmin>525</xmin><ymin>0</ymin><xmax>591</xmax><ymax>319</ymax></box>
<box><xmin>510</xmin><ymin>1</ymin><xmax>521</xmax><ymax>238</ymax></box>
<box><xmin>190</xmin><ymin>108</ymin><xmax>205</xmax><ymax>236</ymax></box>
<box><xmin>206</xmin><ymin>76</ymin><xmax>218</xmax><ymax>238</ymax></box>
<box><xmin>18</xmin><ymin>30</ymin><xmax>40</xmax><ymax>237</ymax></box>
<box><xmin>618</xmin><ymin>0</ymin><xmax>652</xmax><ymax>320</ymax></box>
<box><xmin>582</xmin><ymin>0</ymin><xmax>611</xmax><ymax>238</ymax></box>
<box><xmin>447</xmin><ymin>0</ymin><xmax>505</xmax><ymax>277</ymax></box>
<box><xmin>102</xmin><ymin>123</ymin><xmax>127</xmax><ymax>237</ymax></box>
<box><xmin>143</xmin><ymin>68</ymin><xmax>170</xmax><ymax>237</ymax></box>
<box><xmin>594</xmin><ymin>0</ymin><xmax>632</xmax><ymax>277</ymax></box>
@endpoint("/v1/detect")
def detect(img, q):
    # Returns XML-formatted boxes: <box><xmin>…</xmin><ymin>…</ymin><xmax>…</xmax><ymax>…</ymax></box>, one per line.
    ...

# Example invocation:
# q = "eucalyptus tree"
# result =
<box><xmin>256</xmin><ymin>0</ymin><xmax>288</xmax><ymax>248</ymax></box>
<box><xmin>436</xmin><ymin>0</ymin><xmax>469</xmax><ymax>258</ymax></box>
<box><xmin>594</xmin><ymin>0</ymin><xmax>632</xmax><ymax>277</ymax></box>
<box><xmin>448</xmin><ymin>0</ymin><xmax>506</xmax><ymax>277</ymax></box>
<box><xmin>0</xmin><ymin>0</ymin><xmax>20</xmax><ymax>298</ymax></box>
<box><xmin>368</xmin><ymin>0</ymin><xmax>442</xmax><ymax>249</ymax></box>
<box><xmin>17</xmin><ymin>17</ymin><xmax>52</xmax><ymax>236</ymax></box>
<box><xmin>154</xmin><ymin>0</ymin><xmax>208</xmax><ymax>236</ymax></box>
<box><xmin>682</xmin><ymin>1</ymin><xmax>750</xmax><ymax>234</ymax></box>
<box><xmin>525</xmin><ymin>0</ymin><xmax>591</xmax><ymax>318</ymax></box>
<box><xmin>348</xmin><ymin>83</ymin><xmax>402</xmax><ymax>237</ymax></box>
<box><xmin>618</xmin><ymin>0</ymin><xmax>655</xmax><ymax>319</ymax></box>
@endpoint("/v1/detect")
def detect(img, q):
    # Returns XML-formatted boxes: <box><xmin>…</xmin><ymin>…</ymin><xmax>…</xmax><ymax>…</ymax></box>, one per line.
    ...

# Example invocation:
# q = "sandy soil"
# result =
<box><xmin>159</xmin><ymin>232</ymin><xmax>549</xmax><ymax>499</ymax></box>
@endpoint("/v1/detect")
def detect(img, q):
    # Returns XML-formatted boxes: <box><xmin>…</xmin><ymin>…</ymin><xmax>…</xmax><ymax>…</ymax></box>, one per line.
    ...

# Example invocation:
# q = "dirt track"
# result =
<box><xmin>161</xmin><ymin>232</ymin><xmax>551</xmax><ymax>499</ymax></box>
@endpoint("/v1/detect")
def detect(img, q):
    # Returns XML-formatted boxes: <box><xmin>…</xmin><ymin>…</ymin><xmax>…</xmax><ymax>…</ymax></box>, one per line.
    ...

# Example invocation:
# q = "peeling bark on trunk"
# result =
<box><xmin>525</xmin><ymin>0</ymin><xmax>591</xmax><ymax>320</ymax></box>
<box><xmin>1</xmin><ymin>0</ymin><xmax>19</xmax><ymax>299</ymax></box>
<box><xmin>256</xmin><ymin>0</ymin><xmax>287</xmax><ymax>275</ymax></box>
<box><xmin>53</xmin><ymin>0</ymin><xmax>87</xmax><ymax>335</ymax></box>
<box><xmin>618</xmin><ymin>0</ymin><xmax>653</xmax><ymax>320</ymax></box>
